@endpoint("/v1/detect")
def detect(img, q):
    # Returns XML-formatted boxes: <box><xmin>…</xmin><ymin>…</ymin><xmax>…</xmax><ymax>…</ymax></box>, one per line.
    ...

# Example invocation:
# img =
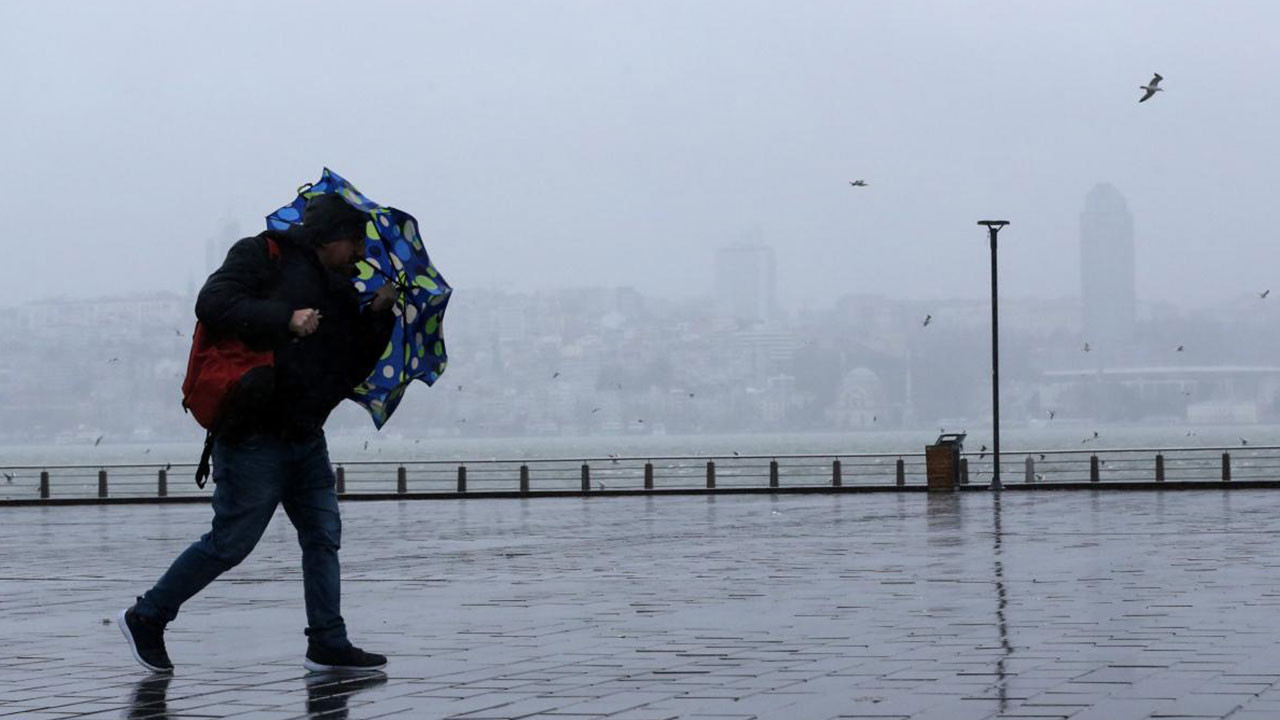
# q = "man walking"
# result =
<box><xmin>119</xmin><ymin>195</ymin><xmax>396</xmax><ymax>673</ymax></box>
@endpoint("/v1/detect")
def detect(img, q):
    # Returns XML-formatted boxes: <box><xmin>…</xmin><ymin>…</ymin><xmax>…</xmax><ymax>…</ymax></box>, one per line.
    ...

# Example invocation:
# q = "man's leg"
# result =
<box><xmin>282</xmin><ymin>434</ymin><xmax>348</xmax><ymax>648</ymax></box>
<box><xmin>135</xmin><ymin>436</ymin><xmax>285</xmax><ymax>624</ymax></box>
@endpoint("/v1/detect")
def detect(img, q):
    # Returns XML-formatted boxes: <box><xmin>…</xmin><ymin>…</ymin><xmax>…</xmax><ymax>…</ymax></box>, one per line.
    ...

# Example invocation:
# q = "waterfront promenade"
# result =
<box><xmin>4</xmin><ymin>490</ymin><xmax>1280</xmax><ymax>718</ymax></box>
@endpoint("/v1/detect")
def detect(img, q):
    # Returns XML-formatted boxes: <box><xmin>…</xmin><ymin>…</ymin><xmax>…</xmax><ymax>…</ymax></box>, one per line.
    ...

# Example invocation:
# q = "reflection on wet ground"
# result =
<box><xmin>6</xmin><ymin>490</ymin><xmax>1280</xmax><ymax>718</ymax></box>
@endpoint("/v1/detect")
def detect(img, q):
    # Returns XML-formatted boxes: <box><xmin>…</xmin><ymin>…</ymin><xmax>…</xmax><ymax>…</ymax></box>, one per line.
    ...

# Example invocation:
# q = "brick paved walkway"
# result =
<box><xmin>3</xmin><ymin>490</ymin><xmax>1280</xmax><ymax>718</ymax></box>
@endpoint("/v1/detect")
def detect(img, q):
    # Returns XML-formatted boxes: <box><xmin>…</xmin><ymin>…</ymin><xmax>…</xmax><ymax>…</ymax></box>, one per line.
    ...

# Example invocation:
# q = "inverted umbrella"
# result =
<box><xmin>266</xmin><ymin>168</ymin><xmax>451</xmax><ymax>428</ymax></box>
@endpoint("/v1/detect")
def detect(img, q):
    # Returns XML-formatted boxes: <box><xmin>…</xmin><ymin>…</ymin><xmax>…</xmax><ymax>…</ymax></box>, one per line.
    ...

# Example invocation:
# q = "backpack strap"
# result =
<box><xmin>195</xmin><ymin>431</ymin><xmax>214</xmax><ymax>489</ymax></box>
<box><xmin>264</xmin><ymin>235</ymin><xmax>281</xmax><ymax>263</ymax></box>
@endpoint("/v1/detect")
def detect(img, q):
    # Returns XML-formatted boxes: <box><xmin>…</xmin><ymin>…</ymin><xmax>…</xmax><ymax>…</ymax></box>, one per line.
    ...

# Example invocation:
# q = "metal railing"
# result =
<box><xmin>2</xmin><ymin>445</ymin><xmax>1278</xmax><ymax>504</ymax></box>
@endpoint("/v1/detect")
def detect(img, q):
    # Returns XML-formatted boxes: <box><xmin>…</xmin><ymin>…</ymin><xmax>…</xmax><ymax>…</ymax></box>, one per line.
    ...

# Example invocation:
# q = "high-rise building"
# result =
<box><xmin>1080</xmin><ymin>183</ymin><xmax>1135</xmax><ymax>346</ymax></box>
<box><xmin>714</xmin><ymin>242</ymin><xmax>776</xmax><ymax>326</ymax></box>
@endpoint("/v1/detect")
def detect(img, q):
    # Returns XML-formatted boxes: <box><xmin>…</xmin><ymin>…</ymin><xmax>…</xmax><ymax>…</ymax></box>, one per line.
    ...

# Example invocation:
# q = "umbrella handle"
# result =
<box><xmin>296</xmin><ymin>182</ymin><xmax>314</xmax><ymax>195</ymax></box>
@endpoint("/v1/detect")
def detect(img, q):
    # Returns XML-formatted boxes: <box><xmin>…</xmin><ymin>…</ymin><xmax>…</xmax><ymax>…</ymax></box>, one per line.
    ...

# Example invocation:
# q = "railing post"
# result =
<box><xmin>1222</xmin><ymin>452</ymin><xmax>1231</xmax><ymax>483</ymax></box>
<box><xmin>832</xmin><ymin>459</ymin><xmax>842</xmax><ymax>487</ymax></box>
<box><xmin>39</xmin><ymin>470</ymin><xmax>49</xmax><ymax>499</ymax></box>
<box><xmin>706</xmin><ymin>461</ymin><xmax>715</xmax><ymax>489</ymax></box>
<box><xmin>1155</xmin><ymin>453</ymin><xmax>1165</xmax><ymax>483</ymax></box>
<box><xmin>959</xmin><ymin>458</ymin><xmax>969</xmax><ymax>485</ymax></box>
<box><xmin>457</xmin><ymin>465</ymin><xmax>467</xmax><ymax>493</ymax></box>
<box><xmin>1025</xmin><ymin>455</ymin><xmax>1034</xmax><ymax>483</ymax></box>
<box><xmin>335</xmin><ymin>465</ymin><xmax>345</xmax><ymax>494</ymax></box>
<box><xmin>520</xmin><ymin>464</ymin><xmax>530</xmax><ymax>494</ymax></box>
<box><xmin>396</xmin><ymin>466</ymin><xmax>407</xmax><ymax>494</ymax></box>
<box><xmin>644</xmin><ymin>462</ymin><xmax>654</xmax><ymax>490</ymax></box>
<box><xmin>769</xmin><ymin>460</ymin><xmax>779</xmax><ymax>488</ymax></box>
<box><xmin>98</xmin><ymin>469</ymin><xmax>108</xmax><ymax>498</ymax></box>
<box><xmin>896</xmin><ymin>458</ymin><xmax>905</xmax><ymax>486</ymax></box>
<box><xmin>158</xmin><ymin>468</ymin><xmax>167</xmax><ymax>497</ymax></box>
<box><xmin>581</xmin><ymin>463</ymin><xmax>590</xmax><ymax>492</ymax></box>
<box><xmin>1090</xmin><ymin>455</ymin><xmax>1100</xmax><ymax>483</ymax></box>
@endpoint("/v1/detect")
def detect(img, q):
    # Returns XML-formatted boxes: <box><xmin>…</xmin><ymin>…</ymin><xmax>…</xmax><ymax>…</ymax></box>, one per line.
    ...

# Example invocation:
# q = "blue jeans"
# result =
<box><xmin>135</xmin><ymin>433</ymin><xmax>348</xmax><ymax>648</ymax></box>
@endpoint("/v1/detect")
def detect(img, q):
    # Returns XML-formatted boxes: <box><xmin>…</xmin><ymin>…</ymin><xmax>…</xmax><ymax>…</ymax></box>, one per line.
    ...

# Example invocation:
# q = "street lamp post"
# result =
<box><xmin>978</xmin><ymin>220</ymin><xmax>1009</xmax><ymax>490</ymax></box>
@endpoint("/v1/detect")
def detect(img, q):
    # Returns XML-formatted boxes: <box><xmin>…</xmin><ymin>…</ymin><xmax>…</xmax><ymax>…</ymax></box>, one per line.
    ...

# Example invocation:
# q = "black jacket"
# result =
<box><xmin>195</xmin><ymin>231</ymin><xmax>395</xmax><ymax>439</ymax></box>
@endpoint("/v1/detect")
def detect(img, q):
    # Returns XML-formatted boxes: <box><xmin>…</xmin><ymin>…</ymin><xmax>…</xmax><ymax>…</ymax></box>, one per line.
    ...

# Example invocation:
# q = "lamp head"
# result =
<box><xmin>977</xmin><ymin>220</ymin><xmax>1009</xmax><ymax>229</ymax></box>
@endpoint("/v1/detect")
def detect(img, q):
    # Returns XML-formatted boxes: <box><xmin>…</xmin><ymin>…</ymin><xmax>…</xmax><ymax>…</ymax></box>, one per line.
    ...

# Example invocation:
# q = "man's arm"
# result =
<box><xmin>348</xmin><ymin>295</ymin><xmax>398</xmax><ymax>388</ymax></box>
<box><xmin>195</xmin><ymin>237</ymin><xmax>293</xmax><ymax>342</ymax></box>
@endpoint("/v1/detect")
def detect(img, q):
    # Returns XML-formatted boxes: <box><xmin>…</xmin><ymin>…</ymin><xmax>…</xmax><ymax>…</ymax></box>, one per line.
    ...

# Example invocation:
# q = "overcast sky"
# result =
<box><xmin>2</xmin><ymin>1</ymin><xmax>1277</xmax><ymax>309</ymax></box>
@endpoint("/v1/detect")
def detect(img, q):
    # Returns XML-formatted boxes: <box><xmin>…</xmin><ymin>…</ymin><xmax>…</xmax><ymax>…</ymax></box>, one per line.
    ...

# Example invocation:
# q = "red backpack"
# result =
<box><xmin>182</xmin><ymin>236</ymin><xmax>281</xmax><ymax>486</ymax></box>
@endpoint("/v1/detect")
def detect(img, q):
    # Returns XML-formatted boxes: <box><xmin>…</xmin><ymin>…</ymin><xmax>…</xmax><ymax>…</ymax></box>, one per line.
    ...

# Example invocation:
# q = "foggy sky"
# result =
<box><xmin>3</xmin><ymin>1</ymin><xmax>1277</xmax><ymax>309</ymax></box>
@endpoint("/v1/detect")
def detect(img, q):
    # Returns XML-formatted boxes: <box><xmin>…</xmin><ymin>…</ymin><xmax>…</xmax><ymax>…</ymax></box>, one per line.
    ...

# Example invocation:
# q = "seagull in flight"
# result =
<box><xmin>1082</xmin><ymin>342</ymin><xmax>1091</xmax><ymax>352</ymax></box>
<box><xmin>1261</xmin><ymin>289</ymin><xmax>1270</xmax><ymax>299</ymax></box>
<box><xmin>848</xmin><ymin>180</ymin><xmax>868</xmax><ymax>187</ymax></box>
<box><xmin>922</xmin><ymin>314</ymin><xmax>932</xmax><ymax>327</ymax></box>
<box><xmin>1047</xmin><ymin>410</ymin><xmax>1056</xmax><ymax>420</ymax></box>
<box><xmin>1176</xmin><ymin>345</ymin><xmax>1184</xmax><ymax>352</ymax></box>
<box><xmin>1139</xmin><ymin>73</ymin><xmax>1163</xmax><ymax>103</ymax></box>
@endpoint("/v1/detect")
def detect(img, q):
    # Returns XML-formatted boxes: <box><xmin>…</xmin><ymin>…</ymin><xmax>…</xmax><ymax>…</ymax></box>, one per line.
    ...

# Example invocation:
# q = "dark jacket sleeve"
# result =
<box><xmin>347</xmin><ymin>306</ymin><xmax>397</xmax><ymax>388</ymax></box>
<box><xmin>195</xmin><ymin>237</ymin><xmax>293</xmax><ymax>343</ymax></box>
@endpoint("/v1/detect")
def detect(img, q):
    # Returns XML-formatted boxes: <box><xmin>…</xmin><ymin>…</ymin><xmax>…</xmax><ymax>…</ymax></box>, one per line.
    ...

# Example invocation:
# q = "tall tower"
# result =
<box><xmin>1080</xmin><ymin>183</ymin><xmax>1135</xmax><ymax>346</ymax></box>
<box><xmin>714</xmin><ymin>242</ymin><xmax>777</xmax><ymax>326</ymax></box>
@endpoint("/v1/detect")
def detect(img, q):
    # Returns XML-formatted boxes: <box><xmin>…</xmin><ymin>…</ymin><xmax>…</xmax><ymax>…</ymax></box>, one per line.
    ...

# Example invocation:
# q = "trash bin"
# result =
<box><xmin>925</xmin><ymin>433</ymin><xmax>966</xmax><ymax>491</ymax></box>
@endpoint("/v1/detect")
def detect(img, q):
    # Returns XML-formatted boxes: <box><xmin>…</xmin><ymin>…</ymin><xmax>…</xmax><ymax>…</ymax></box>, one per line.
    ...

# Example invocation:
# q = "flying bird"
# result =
<box><xmin>922</xmin><ymin>314</ymin><xmax>932</xmax><ymax>327</ymax></box>
<box><xmin>93</xmin><ymin>435</ymin><xmax>104</xmax><ymax>446</ymax></box>
<box><xmin>552</xmin><ymin>372</ymin><xmax>560</xmax><ymax>379</ymax></box>
<box><xmin>1082</xmin><ymin>342</ymin><xmax>1091</xmax><ymax>352</ymax></box>
<box><xmin>1176</xmin><ymin>345</ymin><xmax>1184</xmax><ymax>352</ymax></box>
<box><xmin>591</xmin><ymin>407</ymin><xmax>601</xmax><ymax>413</ymax></box>
<box><xmin>1241</xmin><ymin>437</ymin><xmax>1249</xmax><ymax>446</ymax></box>
<box><xmin>978</xmin><ymin>444</ymin><xmax>988</xmax><ymax>460</ymax></box>
<box><xmin>3</xmin><ymin>472</ymin><xmax>12</xmax><ymax>484</ymax></box>
<box><xmin>1261</xmin><ymin>290</ymin><xmax>1271</xmax><ymax>299</ymax></box>
<box><xmin>1139</xmin><ymin>73</ymin><xmax>1164</xmax><ymax>103</ymax></box>
<box><xmin>1048</xmin><ymin>410</ymin><xmax>1056</xmax><ymax>420</ymax></box>
<box><xmin>174</xmin><ymin>329</ymin><xmax>183</xmax><ymax>336</ymax></box>
<box><xmin>848</xmin><ymin>180</ymin><xmax>868</xmax><ymax>187</ymax></box>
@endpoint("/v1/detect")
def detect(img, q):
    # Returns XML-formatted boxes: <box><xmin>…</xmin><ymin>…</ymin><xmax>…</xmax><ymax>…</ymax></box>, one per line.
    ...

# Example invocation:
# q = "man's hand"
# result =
<box><xmin>290</xmin><ymin>308</ymin><xmax>322</xmax><ymax>337</ymax></box>
<box><xmin>369</xmin><ymin>284</ymin><xmax>397</xmax><ymax>313</ymax></box>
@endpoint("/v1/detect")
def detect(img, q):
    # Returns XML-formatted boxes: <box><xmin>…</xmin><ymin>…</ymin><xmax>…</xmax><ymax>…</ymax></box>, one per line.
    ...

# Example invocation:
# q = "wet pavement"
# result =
<box><xmin>3</xmin><ymin>490</ymin><xmax>1280</xmax><ymax>719</ymax></box>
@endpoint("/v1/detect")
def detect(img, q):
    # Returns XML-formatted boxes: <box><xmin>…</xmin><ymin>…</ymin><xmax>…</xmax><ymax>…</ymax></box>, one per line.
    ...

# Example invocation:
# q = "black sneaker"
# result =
<box><xmin>117</xmin><ymin>606</ymin><xmax>173</xmax><ymax>673</ymax></box>
<box><xmin>304</xmin><ymin>641</ymin><xmax>387</xmax><ymax>672</ymax></box>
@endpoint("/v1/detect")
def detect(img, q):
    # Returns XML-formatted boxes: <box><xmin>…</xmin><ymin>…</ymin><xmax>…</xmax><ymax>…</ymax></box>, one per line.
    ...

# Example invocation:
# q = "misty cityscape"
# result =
<box><xmin>10</xmin><ymin>4</ymin><xmax>1280</xmax><ymax>718</ymax></box>
<box><xmin>3</xmin><ymin>183</ymin><xmax>1277</xmax><ymax>446</ymax></box>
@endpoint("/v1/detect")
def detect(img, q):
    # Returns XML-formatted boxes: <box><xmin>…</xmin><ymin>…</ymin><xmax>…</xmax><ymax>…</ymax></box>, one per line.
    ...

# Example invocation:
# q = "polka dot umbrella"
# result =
<box><xmin>266</xmin><ymin>168</ymin><xmax>451</xmax><ymax>428</ymax></box>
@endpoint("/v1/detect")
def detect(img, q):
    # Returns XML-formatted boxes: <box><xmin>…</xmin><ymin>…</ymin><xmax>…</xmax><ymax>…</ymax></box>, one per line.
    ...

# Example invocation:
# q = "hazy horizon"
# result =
<box><xmin>4</xmin><ymin>1</ymin><xmax>1278</xmax><ymax>310</ymax></box>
